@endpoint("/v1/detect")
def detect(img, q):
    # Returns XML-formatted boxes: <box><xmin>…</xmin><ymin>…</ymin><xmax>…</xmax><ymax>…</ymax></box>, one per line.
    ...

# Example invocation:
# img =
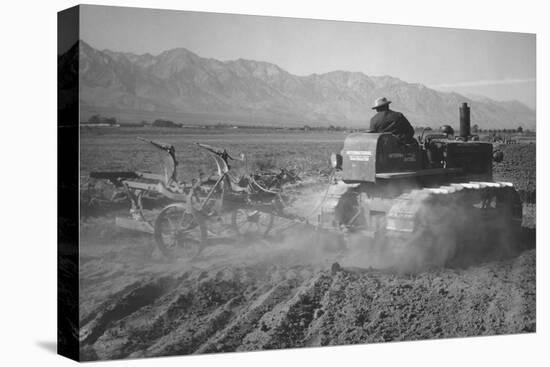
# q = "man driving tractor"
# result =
<box><xmin>369</xmin><ymin>97</ymin><xmax>415</xmax><ymax>143</ymax></box>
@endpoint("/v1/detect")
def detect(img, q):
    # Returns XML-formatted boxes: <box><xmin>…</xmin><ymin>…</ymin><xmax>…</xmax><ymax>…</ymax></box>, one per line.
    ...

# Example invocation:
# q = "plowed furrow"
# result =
<box><xmin>195</xmin><ymin>279</ymin><xmax>300</xmax><ymax>353</ymax></box>
<box><xmin>80</xmin><ymin>276</ymin><xmax>178</xmax><ymax>346</ymax></box>
<box><xmin>238</xmin><ymin>273</ymin><xmax>333</xmax><ymax>351</ymax></box>
<box><xmin>140</xmin><ymin>295</ymin><xmax>243</xmax><ymax>357</ymax></box>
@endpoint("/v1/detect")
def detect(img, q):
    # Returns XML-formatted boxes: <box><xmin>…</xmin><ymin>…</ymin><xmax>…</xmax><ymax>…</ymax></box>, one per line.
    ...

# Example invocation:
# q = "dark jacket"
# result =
<box><xmin>369</xmin><ymin>109</ymin><xmax>414</xmax><ymax>142</ymax></box>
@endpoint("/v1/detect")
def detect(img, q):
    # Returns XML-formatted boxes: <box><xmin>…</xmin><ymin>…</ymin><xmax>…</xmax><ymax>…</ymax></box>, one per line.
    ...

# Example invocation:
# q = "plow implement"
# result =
<box><xmin>89</xmin><ymin>138</ymin><xmax>310</xmax><ymax>259</ymax></box>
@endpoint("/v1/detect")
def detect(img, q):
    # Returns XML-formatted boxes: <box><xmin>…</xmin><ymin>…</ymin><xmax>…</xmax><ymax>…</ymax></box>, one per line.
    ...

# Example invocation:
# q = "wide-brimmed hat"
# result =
<box><xmin>372</xmin><ymin>97</ymin><xmax>391</xmax><ymax>109</ymax></box>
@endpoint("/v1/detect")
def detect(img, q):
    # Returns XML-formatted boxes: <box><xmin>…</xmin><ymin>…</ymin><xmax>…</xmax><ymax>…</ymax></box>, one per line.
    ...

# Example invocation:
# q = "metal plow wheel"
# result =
<box><xmin>231</xmin><ymin>209</ymin><xmax>274</xmax><ymax>238</ymax></box>
<box><xmin>154</xmin><ymin>204</ymin><xmax>207</xmax><ymax>260</ymax></box>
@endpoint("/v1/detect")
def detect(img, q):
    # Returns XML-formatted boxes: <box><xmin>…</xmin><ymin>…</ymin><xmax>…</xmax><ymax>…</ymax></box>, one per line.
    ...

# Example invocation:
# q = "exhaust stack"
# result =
<box><xmin>459</xmin><ymin>102</ymin><xmax>471</xmax><ymax>140</ymax></box>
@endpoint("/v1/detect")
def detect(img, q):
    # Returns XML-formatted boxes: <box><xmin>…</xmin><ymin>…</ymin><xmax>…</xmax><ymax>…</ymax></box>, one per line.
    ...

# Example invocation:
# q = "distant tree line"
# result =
<box><xmin>87</xmin><ymin>114</ymin><xmax>117</xmax><ymax>125</ymax></box>
<box><xmin>413</xmin><ymin>124</ymin><xmax>531</xmax><ymax>135</ymax></box>
<box><xmin>474</xmin><ymin>126</ymin><xmax>530</xmax><ymax>134</ymax></box>
<box><xmin>152</xmin><ymin>119</ymin><xmax>182</xmax><ymax>128</ymax></box>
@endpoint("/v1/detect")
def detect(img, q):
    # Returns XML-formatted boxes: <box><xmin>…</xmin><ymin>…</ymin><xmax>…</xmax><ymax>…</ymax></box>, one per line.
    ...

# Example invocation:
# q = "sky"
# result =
<box><xmin>78</xmin><ymin>5</ymin><xmax>536</xmax><ymax>109</ymax></box>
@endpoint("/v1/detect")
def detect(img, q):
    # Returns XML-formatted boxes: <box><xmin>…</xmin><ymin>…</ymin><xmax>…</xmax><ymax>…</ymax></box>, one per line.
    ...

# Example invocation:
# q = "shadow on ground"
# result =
<box><xmin>36</xmin><ymin>341</ymin><xmax>57</xmax><ymax>354</ymax></box>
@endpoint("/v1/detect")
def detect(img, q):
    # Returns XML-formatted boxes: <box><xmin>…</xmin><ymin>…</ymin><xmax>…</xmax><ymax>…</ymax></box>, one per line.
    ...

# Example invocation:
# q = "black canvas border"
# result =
<box><xmin>57</xmin><ymin>5</ymin><xmax>80</xmax><ymax>362</ymax></box>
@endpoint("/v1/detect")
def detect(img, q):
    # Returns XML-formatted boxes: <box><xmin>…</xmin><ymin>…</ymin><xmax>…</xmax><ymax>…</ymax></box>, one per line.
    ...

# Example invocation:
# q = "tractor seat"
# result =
<box><xmin>226</xmin><ymin>173</ymin><xmax>250</xmax><ymax>193</ymax></box>
<box><xmin>228</xmin><ymin>180</ymin><xmax>250</xmax><ymax>193</ymax></box>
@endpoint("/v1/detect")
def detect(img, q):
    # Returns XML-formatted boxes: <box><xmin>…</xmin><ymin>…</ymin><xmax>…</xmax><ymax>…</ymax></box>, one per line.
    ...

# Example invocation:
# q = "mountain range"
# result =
<box><xmin>65</xmin><ymin>41</ymin><xmax>535</xmax><ymax>130</ymax></box>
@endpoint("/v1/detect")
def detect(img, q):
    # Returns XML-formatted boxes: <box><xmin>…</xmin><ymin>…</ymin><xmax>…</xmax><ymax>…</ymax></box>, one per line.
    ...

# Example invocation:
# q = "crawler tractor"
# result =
<box><xmin>323</xmin><ymin>103</ymin><xmax>522</xmax><ymax>267</ymax></box>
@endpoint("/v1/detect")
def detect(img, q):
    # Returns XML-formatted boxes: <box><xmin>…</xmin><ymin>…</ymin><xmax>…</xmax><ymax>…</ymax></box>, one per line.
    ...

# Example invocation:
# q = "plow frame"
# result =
<box><xmin>89</xmin><ymin>138</ymin><xmax>304</xmax><ymax>258</ymax></box>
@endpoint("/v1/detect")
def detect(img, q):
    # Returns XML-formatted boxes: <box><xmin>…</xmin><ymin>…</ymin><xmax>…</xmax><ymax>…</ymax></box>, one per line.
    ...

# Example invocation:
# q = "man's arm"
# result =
<box><xmin>398</xmin><ymin>113</ymin><xmax>414</xmax><ymax>140</ymax></box>
<box><xmin>369</xmin><ymin>116</ymin><xmax>377</xmax><ymax>132</ymax></box>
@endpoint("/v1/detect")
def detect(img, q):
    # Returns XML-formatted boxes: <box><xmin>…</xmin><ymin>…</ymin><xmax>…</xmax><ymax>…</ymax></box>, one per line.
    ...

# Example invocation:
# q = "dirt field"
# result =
<box><xmin>79</xmin><ymin>128</ymin><xmax>536</xmax><ymax>360</ymax></box>
<box><xmin>80</xmin><ymin>127</ymin><xmax>343</xmax><ymax>181</ymax></box>
<box><xmin>493</xmin><ymin>143</ymin><xmax>536</xmax><ymax>203</ymax></box>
